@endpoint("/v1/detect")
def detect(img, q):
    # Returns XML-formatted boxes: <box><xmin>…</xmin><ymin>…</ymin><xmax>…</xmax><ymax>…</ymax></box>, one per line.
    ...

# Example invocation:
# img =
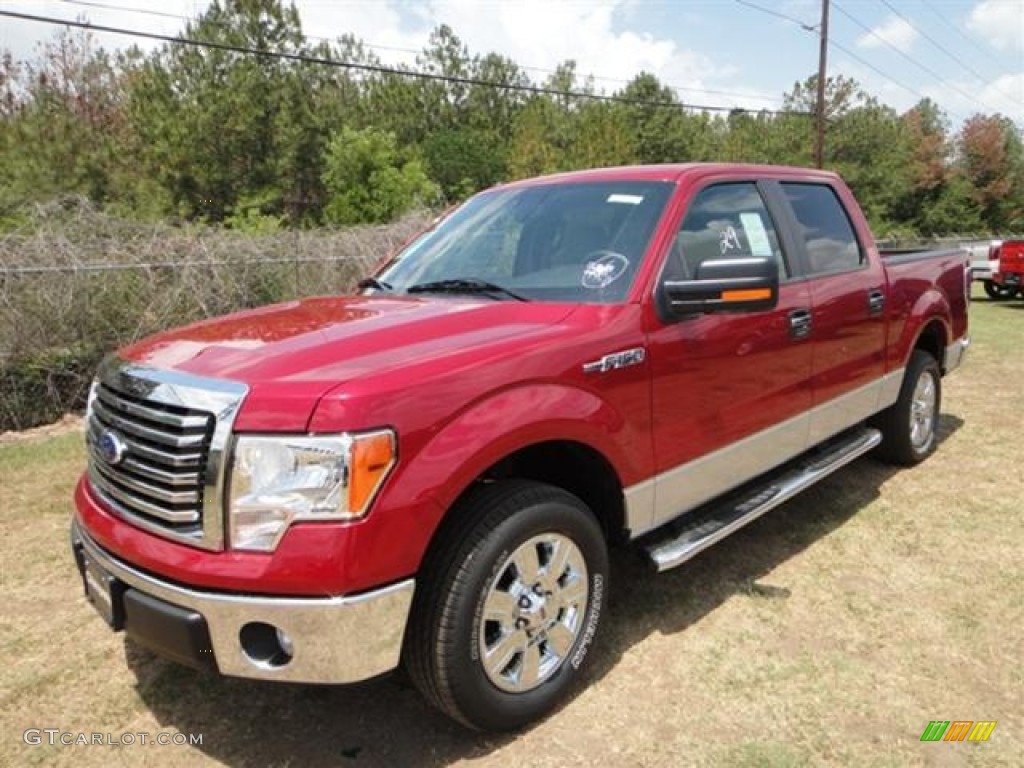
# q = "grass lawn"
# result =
<box><xmin>1</xmin><ymin>286</ymin><xmax>1021</xmax><ymax>767</ymax></box>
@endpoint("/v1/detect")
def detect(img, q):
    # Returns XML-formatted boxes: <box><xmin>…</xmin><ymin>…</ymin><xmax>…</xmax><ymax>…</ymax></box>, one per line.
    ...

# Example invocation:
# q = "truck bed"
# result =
<box><xmin>881</xmin><ymin>247</ymin><xmax>970</xmax><ymax>372</ymax></box>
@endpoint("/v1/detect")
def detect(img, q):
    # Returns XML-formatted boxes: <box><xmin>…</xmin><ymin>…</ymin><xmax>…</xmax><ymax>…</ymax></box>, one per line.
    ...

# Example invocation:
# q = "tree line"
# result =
<box><xmin>1</xmin><ymin>0</ymin><xmax>1022</xmax><ymax>237</ymax></box>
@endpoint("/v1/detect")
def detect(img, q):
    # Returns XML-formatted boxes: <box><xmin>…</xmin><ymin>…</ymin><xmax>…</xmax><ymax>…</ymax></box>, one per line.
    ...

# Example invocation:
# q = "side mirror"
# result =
<box><xmin>662</xmin><ymin>256</ymin><xmax>779</xmax><ymax>316</ymax></box>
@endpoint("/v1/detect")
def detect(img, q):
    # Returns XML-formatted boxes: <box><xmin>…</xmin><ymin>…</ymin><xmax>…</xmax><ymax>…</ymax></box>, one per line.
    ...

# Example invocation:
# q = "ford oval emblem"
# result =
<box><xmin>97</xmin><ymin>430</ymin><xmax>127</xmax><ymax>466</ymax></box>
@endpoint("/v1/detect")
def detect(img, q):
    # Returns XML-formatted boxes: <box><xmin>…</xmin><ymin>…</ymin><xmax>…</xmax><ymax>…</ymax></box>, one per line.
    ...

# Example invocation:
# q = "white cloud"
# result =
<box><xmin>921</xmin><ymin>71</ymin><xmax>1024</xmax><ymax>123</ymax></box>
<box><xmin>826</xmin><ymin>46</ymin><xmax>1022</xmax><ymax>127</ymax></box>
<box><xmin>856</xmin><ymin>16</ymin><xmax>919</xmax><ymax>50</ymax></box>
<box><xmin>0</xmin><ymin>1</ymin><xmax>188</xmax><ymax>61</ymax></box>
<box><xmin>298</xmin><ymin>0</ymin><xmax>782</xmax><ymax>111</ymax></box>
<box><xmin>966</xmin><ymin>0</ymin><xmax>1024</xmax><ymax>52</ymax></box>
<box><xmin>0</xmin><ymin>0</ymin><xmax>783</xmax><ymax>112</ymax></box>
<box><xmin>981</xmin><ymin>72</ymin><xmax>1024</xmax><ymax>115</ymax></box>
<box><xmin>302</xmin><ymin>1</ymin><xmax>725</xmax><ymax>98</ymax></box>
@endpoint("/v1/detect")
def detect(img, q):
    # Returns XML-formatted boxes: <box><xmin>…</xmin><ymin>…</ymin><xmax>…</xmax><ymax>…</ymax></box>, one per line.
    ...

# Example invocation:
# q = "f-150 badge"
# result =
<box><xmin>582</xmin><ymin>347</ymin><xmax>646</xmax><ymax>374</ymax></box>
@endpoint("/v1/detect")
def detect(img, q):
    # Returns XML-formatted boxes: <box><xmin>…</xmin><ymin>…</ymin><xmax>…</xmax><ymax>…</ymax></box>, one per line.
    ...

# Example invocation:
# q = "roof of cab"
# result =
<box><xmin>500</xmin><ymin>162</ymin><xmax>842</xmax><ymax>187</ymax></box>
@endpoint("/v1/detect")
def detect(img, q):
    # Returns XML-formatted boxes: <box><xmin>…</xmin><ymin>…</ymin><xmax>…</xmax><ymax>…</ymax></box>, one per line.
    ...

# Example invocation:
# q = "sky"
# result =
<box><xmin>1</xmin><ymin>0</ymin><xmax>1022</xmax><ymax>126</ymax></box>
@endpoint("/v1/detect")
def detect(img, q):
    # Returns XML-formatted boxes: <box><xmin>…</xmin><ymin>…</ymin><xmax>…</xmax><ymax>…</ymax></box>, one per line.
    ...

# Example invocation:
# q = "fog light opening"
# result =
<box><xmin>239</xmin><ymin>622</ymin><xmax>294</xmax><ymax>668</ymax></box>
<box><xmin>275</xmin><ymin>627</ymin><xmax>295</xmax><ymax>658</ymax></box>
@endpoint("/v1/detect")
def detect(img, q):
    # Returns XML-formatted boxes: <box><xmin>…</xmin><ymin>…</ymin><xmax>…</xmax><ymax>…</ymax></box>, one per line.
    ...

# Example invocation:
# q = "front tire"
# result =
<box><xmin>403</xmin><ymin>480</ymin><xmax>608</xmax><ymax>731</ymax></box>
<box><xmin>873</xmin><ymin>350</ymin><xmax>941</xmax><ymax>466</ymax></box>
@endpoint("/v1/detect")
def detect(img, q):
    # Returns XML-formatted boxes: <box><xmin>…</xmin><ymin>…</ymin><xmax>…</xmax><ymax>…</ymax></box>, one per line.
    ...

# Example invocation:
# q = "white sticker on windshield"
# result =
<box><xmin>582</xmin><ymin>253</ymin><xmax>630</xmax><ymax>289</ymax></box>
<box><xmin>607</xmin><ymin>194</ymin><xmax>644</xmax><ymax>205</ymax></box>
<box><xmin>740</xmin><ymin>212</ymin><xmax>772</xmax><ymax>257</ymax></box>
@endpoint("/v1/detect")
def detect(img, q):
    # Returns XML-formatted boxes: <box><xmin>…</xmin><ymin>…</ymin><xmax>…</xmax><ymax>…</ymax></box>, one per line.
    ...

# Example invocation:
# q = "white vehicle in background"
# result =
<box><xmin>968</xmin><ymin>240</ymin><xmax>999</xmax><ymax>279</ymax></box>
<box><xmin>968</xmin><ymin>240</ymin><xmax>1018</xmax><ymax>299</ymax></box>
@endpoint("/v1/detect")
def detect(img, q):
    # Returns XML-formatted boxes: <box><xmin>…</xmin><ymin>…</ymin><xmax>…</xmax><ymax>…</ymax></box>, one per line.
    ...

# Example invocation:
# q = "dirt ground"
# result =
<box><xmin>2</xmin><ymin>288</ymin><xmax>1021</xmax><ymax>767</ymax></box>
<box><xmin>0</xmin><ymin>414</ymin><xmax>83</xmax><ymax>444</ymax></box>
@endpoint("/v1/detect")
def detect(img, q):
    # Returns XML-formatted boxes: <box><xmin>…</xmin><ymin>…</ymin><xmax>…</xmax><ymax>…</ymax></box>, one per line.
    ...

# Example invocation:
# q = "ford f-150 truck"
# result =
<box><xmin>985</xmin><ymin>239</ymin><xmax>1024</xmax><ymax>299</ymax></box>
<box><xmin>71</xmin><ymin>163</ymin><xmax>970</xmax><ymax>731</ymax></box>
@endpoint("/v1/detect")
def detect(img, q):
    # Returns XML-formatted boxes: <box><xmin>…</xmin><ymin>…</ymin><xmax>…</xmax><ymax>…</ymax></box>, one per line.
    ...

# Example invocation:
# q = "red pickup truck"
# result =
<box><xmin>987</xmin><ymin>239</ymin><xmax>1024</xmax><ymax>299</ymax></box>
<box><xmin>71</xmin><ymin>163</ymin><xmax>970</xmax><ymax>731</ymax></box>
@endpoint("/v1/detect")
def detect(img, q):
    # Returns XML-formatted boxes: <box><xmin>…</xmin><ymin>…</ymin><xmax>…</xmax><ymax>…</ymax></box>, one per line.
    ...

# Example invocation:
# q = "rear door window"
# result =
<box><xmin>781</xmin><ymin>183</ymin><xmax>864</xmax><ymax>275</ymax></box>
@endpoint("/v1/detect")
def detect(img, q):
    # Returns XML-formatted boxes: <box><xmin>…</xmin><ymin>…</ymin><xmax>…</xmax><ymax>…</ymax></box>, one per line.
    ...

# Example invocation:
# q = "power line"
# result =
<box><xmin>827</xmin><ymin>37</ymin><xmax>934</xmax><ymax>107</ymax></box>
<box><xmin>57</xmin><ymin>0</ymin><xmax>183</xmax><ymax>22</ymax></box>
<box><xmin>732</xmin><ymin>0</ymin><xmax>817</xmax><ymax>32</ymax></box>
<box><xmin>878</xmin><ymin>0</ymin><xmax>1021</xmax><ymax>108</ymax></box>
<box><xmin>831</xmin><ymin>0</ymin><xmax>1004</xmax><ymax>115</ymax></box>
<box><xmin>734</xmin><ymin>0</ymin><xmax>956</xmax><ymax>118</ymax></box>
<box><xmin>56</xmin><ymin>0</ymin><xmax>787</xmax><ymax>108</ymax></box>
<box><xmin>2</xmin><ymin>9</ymin><xmax>805</xmax><ymax>116</ymax></box>
<box><xmin>918</xmin><ymin>0</ymin><xmax>1021</xmax><ymax>81</ymax></box>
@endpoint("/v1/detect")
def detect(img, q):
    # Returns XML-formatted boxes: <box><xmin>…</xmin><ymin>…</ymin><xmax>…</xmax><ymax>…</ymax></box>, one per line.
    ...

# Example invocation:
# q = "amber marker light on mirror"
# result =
<box><xmin>722</xmin><ymin>288</ymin><xmax>773</xmax><ymax>302</ymax></box>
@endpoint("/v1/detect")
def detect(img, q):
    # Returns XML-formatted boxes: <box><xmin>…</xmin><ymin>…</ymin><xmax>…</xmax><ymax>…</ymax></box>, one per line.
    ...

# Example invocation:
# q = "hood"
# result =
<box><xmin>117</xmin><ymin>296</ymin><xmax>575</xmax><ymax>430</ymax></box>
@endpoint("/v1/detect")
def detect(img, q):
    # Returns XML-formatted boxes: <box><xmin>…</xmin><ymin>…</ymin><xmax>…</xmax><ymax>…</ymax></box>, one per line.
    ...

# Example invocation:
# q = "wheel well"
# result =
<box><xmin>914</xmin><ymin>320</ymin><xmax>947</xmax><ymax>369</ymax></box>
<box><xmin>458</xmin><ymin>440</ymin><xmax>626</xmax><ymax>543</ymax></box>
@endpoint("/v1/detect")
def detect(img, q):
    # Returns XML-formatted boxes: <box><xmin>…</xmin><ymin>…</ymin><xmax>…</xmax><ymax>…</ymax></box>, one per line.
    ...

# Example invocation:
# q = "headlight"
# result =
<box><xmin>227</xmin><ymin>430</ymin><xmax>396</xmax><ymax>551</ymax></box>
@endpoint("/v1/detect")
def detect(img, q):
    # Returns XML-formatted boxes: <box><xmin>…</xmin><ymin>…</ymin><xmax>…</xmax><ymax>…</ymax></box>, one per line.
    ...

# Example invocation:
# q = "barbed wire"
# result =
<box><xmin>1</xmin><ymin>255</ymin><xmax>372</xmax><ymax>275</ymax></box>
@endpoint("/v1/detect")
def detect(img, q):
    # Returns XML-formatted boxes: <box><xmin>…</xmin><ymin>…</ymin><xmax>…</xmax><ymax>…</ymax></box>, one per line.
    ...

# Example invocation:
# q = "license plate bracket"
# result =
<box><xmin>80</xmin><ymin>552</ymin><xmax>125</xmax><ymax>630</ymax></box>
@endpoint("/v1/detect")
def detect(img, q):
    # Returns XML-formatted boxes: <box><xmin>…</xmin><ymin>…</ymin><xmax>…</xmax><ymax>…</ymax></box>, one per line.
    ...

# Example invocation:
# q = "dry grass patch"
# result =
<box><xmin>1</xmin><ymin>287</ymin><xmax>1021</xmax><ymax>767</ymax></box>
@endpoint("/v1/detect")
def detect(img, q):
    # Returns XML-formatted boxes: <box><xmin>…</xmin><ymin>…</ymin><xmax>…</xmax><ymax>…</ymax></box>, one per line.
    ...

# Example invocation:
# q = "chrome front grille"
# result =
<box><xmin>85</xmin><ymin>357</ymin><xmax>248</xmax><ymax>550</ymax></box>
<box><xmin>88</xmin><ymin>384</ymin><xmax>212</xmax><ymax>530</ymax></box>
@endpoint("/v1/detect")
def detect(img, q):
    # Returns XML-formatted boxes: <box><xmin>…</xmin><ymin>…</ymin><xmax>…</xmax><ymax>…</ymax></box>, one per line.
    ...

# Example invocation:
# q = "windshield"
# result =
<box><xmin>371</xmin><ymin>180</ymin><xmax>674</xmax><ymax>303</ymax></box>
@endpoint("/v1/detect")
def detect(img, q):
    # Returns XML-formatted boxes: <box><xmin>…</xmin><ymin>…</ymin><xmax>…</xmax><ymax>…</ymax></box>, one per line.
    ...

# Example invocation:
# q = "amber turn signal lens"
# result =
<box><xmin>721</xmin><ymin>288</ymin><xmax>772</xmax><ymax>302</ymax></box>
<box><xmin>348</xmin><ymin>431</ymin><xmax>396</xmax><ymax>514</ymax></box>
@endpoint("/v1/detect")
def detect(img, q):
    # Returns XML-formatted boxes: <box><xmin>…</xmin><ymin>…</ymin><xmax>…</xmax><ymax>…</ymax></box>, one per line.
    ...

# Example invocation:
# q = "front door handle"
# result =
<box><xmin>788</xmin><ymin>308</ymin><xmax>812</xmax><ymax>339</ymax></box>
<box><xmin>868</xmin><ymin>289</ymin><xmax>885</xmax><ymax>315</ymax></box>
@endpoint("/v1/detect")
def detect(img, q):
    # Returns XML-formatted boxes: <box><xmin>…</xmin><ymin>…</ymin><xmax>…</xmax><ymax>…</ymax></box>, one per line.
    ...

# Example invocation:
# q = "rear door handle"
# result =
<box><xmin>868</xmin><ymin>289</ymin><xmax>885</xmax><ymax>315</ymax></box>
<box><xmin>788</xmin><ymin>308</ymin><xmax>812</xmax><ymax>339</ymax></box>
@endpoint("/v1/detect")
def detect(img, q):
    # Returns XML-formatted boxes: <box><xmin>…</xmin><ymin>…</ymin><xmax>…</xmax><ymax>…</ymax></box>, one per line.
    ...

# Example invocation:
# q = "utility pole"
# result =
<box><xmin>814</xmin><ymin>0</ymin><xmax>830</xmax><ymax>169</ymax></box>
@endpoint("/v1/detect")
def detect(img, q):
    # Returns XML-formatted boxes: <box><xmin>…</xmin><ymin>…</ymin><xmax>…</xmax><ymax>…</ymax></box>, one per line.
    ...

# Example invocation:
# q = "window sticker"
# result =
<box><xmin>719</xmin><ymin>225</ymin><xmax>743</xmax><ymax>254</ymax></box>
<box><xmin>581</xmin><ymin>252</ymin><xmax>630</xmax><ymax>289</ymax></box>
<box><xmin>739</xmin><ymin>212</ymin><xmax>773</xmax><ymax>257</ymax></box>
<box><xmin>606</xmin><ymin>194</ymin><xmax>644</xmax><ymax>205</ymax></box>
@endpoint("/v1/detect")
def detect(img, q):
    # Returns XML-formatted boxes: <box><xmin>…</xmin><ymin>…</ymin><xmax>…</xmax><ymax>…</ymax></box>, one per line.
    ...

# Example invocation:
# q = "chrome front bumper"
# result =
<box><xmin>71</xmin><ymin>519</ymin><xmax>415</xmax><ymax>684</ymax></box>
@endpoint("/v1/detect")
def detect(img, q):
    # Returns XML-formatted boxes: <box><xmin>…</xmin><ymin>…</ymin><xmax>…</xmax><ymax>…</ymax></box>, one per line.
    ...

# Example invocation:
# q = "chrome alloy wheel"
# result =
<box><xmin>478</xmin><ymin>533</ymin><xmax>589</xmax><ymax>693</ymax></box>
<box><xmin>909</xmin><ymin>370</ymin><xmax>937</xmax><ymax>450</ymax></box>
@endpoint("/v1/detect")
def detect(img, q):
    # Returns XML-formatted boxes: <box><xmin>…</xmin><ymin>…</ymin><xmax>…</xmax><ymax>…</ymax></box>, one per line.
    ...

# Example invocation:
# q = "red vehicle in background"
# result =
<box><xmin>988</xmin><ymin>239</ymin><xmax>1024</xmax><ymax>299</ymax></box>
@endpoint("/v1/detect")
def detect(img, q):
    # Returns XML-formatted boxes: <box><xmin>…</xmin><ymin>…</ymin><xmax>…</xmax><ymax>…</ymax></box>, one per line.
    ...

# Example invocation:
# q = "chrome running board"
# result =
<box><xmin>642</xmin><ymin>427</ymin><xmax>882</xmax><ymax>572</ymax></box>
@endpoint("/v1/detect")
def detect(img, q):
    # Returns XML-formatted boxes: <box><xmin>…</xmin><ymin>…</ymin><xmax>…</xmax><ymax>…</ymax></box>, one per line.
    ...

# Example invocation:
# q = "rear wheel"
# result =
<box><xmin>873</xmin><ymin>350</ymin><xmax>941</xmax><ymax>466</ymax></box>
<box><xmin>404</xmin><ymin>480</ymin><xmax>608</xmax><ymax>731</ymax></box>
<box><xmin>983</xmin><ymin>280</ymin><xmax>1018</xmax><ymax>300</ymax></box>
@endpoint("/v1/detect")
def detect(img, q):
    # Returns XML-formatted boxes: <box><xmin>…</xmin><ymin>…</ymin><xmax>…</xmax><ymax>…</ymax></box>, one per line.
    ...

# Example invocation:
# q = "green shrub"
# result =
<box><xmin>0</xmin><ymin>344</ymin><xmax>104</xmax><ymax>431</ymax></box>
<box><xmin>0</xmin><ymin>205</ymin><xmax>432</xmax><ymax>430</ymax></box>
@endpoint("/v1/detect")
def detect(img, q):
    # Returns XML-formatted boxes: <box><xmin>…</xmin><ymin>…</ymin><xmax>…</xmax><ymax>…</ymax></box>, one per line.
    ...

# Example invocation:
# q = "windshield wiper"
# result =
<box><xmin>357</xmin><ymin>276</ymin><xmax>393</xmax><ymax>291</ymax></box>
<box><xmin>406</xmin><ymin>278</ymin><xmax>529</xmax><ymax>302</ymax></box>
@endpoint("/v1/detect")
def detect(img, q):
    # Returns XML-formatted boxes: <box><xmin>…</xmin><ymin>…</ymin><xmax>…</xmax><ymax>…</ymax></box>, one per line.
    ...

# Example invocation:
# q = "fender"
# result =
<box><xmin>395</xmin><ymin>381</ymin><xmax>644</xmax><ymax>515</ymax></box>
<box><xmin>889</xmin><ymin>286</ymin><xmax>953</xmax><ymax>371</ymax></box>
<box><xmin>333</xmin><ymin>382</ymin><xmax>647</xmax><ymax>591</ymax></box>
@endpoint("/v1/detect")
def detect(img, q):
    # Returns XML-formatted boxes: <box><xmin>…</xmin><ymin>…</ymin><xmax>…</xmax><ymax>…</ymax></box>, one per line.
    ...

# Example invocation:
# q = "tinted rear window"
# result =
<box><xmin>782</xmin><ymin>183</ymin><xmax>863</xmax><ymax>274</ymax></box>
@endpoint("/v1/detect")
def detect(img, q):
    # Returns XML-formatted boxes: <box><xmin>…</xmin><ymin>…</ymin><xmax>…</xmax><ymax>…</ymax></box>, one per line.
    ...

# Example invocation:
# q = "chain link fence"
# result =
<box><xmin>0</xmin><ymin>199</ymin><xmax>1008</xmax><ymax>432</ymax></box>
<box><xmin>0</xmin><ymin>200</ymin><xmax>431</xmax><ymax>430</ymax></box>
